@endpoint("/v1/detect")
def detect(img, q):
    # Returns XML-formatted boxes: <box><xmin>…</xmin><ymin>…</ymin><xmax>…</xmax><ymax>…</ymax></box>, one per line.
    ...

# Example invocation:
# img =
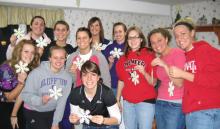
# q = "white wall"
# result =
<box><xmin>0</xmin><ymin>0</ymin><xmax>170</xmax><ymax>15</ymax></box>
<box><xmin>64</xmin><ymin>9</ymin><xmax>171</xmax><ymax>47</ymax></box>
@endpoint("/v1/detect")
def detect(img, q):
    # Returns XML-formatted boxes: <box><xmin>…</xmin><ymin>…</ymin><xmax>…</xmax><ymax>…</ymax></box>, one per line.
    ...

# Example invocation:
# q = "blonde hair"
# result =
<box><xmin>173</xmin><ymin>17</ymin><xmax>196</xmax><ymax>31</ymax></box>
<box><xmin>8</xmin><ymin>40</ymin><xmax>40</xmax><ymax>72</ymax></box>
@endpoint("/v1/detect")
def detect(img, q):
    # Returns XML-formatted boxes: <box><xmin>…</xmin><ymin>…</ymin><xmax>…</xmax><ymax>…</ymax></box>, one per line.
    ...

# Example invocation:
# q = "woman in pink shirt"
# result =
<box><xmin>148</xmin><ymin>28</ymin><xmax>186</xmax><ymax>129</ymax></box>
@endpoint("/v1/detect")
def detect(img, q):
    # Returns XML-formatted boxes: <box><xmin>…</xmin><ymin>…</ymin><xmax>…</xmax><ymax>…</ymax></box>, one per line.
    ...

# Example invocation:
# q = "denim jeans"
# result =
<box><xmin>123</xmin><ymin>100</ymin><xmax>155</xmax><ymax>129</ymax></box>
<box><xmin>186</xmin><ymin>108</ymin><xmax>220</xmax><ymax>129</ymax></box>
<box><xmin>83</xmin><ymin>124</ymin><xmax>119</xmax><ymax>129</ymax></box>
<box><xmin>112</xmin><ymin>88</ymin><xmax>117</xmax><ymax>97</ymax></box>
<box><xmin>155</xmin><ymin>100</ymin><xmax>185</xmax><ymax>129</ymax></box>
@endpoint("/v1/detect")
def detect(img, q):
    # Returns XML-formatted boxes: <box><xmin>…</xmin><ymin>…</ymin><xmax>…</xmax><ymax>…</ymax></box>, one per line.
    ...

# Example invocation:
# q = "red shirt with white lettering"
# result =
<box><xmin>116</xmin><ymin>48</ymin><xmax>157</xmax><ymax>103</ymax></box>
<box><xmin>183</xmin><ymin>40</ymin><xmax>220</xmax><ymax>113</ymax></box>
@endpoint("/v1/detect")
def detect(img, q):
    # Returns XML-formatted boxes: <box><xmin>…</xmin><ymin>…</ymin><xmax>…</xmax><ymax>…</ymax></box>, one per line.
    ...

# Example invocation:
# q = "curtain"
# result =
<box><xmin>0</xmin><ymin>5</ymin><xmax>64</xmax><ymax>28</ymax></box>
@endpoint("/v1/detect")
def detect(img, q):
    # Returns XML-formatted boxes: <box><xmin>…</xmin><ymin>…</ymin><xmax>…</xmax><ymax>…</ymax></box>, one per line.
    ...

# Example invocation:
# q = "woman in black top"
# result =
<box><xmin>41</xmin><ymin>20</ymin><xmax>77</xmax><ymax>61</ymax></box>
<box><xmin>69</xmin><ymin>60</ymin><xmax>121</xmax><ymax>129</ymax></box>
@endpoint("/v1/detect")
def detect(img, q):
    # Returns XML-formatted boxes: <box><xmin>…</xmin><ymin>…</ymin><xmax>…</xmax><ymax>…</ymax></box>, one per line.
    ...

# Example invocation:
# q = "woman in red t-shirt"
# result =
<box><xmin>116</xmin><ymin>26</ymin><xmax>157</xmax><ymax>129</ymax></box>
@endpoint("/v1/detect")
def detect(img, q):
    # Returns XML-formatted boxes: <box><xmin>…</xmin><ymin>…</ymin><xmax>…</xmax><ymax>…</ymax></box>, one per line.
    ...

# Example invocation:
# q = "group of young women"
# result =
<box><xmin>0</xmin><ymin>15</ymin><xmax>220</xmax><ymax>129</ymax></box>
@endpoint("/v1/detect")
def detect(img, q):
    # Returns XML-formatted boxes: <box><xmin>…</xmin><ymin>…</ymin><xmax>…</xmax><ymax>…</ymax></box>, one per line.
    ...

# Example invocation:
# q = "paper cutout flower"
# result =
<box><xmin>49</xmin><ymin>86</ymin><xmax>62</xmax><ymax>100</ymax></box>
<box><xmin>130</xmin><ymin>71</ymin><xmax>139</xmax><ymax>85</ymax></box>
<box><xmin>93</xmin><ymin>43</ymin><xmax>107</xmax><ymax>51</ymax></box>
<box><xmin>168</xmin><ymin>81</ymin><xmax>175</xmax><ymax>96</ymax></box>
<box><xmin>77</xmin><ymin>108</ymin><xmax>92</xmax><ymax>124</ymax></box>
<box><xmin>73</xmin><ymin>57</ymin><xmax>84</xmax><ymax>70</ymax></box>
<box><xmin>36</xmin><ymin>37</ymin><xmax>48</xmax><ymax>48</ymax></box>
<box><xmin>14</xmin><ymin>28</ymin><xmax>25</xmax><ymax>39</ymax></box>
<box><xmin>14</xmin><ymin>61</ymin><xmax>29</xmax><ymax>73</ymax></box>
<box><xmin>110</xmin><ymin>48</ymin><xmax>123</xmax><ymax>58</ymax></box>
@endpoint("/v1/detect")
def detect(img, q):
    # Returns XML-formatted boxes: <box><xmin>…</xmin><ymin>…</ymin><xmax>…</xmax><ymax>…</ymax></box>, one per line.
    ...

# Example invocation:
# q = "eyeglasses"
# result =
<box><xmin>128</xmin><ymin>36</ymin><xmax>140</xmax><ymax>41</ymax></box>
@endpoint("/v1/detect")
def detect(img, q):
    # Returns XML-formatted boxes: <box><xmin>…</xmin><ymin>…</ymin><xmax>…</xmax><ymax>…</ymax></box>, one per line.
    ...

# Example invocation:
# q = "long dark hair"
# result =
<box><xmin>87</xmin><ymin>17</ymin><xmax>104</xmax><ymax>43</ymax></box>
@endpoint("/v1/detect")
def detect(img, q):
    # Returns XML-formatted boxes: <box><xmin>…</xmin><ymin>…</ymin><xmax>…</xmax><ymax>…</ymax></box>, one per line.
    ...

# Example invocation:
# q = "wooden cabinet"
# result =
<box><xmin>196</xmin><ymin>25</ymin><xmax>220</xmax><ymax>44</ymax></box>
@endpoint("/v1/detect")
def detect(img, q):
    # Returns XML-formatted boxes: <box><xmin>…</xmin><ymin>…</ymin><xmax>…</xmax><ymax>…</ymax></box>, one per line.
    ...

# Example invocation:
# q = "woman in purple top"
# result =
<box><xmin>0</xmin><ymin>40</ymin><xmax>39</xmax><ymax>129</ymax></box>
<box><xmin>103</xmin><ymin>22</ymin><xmax>127</xmax><ymax>95</ymax></box>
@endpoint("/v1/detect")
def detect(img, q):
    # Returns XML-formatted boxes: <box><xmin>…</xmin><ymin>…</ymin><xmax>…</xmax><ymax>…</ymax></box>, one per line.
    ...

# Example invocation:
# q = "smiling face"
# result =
<box><xmin>150</xmin><ymin>33</ymin><xmax>168</xmax><ymax>54</ymax></box>
<box><xmin>76</xmin><ymin>31</ymin><xmax>92</xmax><ymax>53</ymax></box>
<box><xmin>21</xmin><ymin>44</ymin><xmax>35</xmax><ymax>64</ymax></box>
<box><xmin>81</xmin><ymin>71</ymin><xmax>100</xmax><ymax>90</ymax></box>
<box><xmin>128</xmin><ymin>30</ymin><xmax>142</xmax><ymax>52</ymax></box>
<box><xmin>114</xmin><ymin>25</ymin><xmax>126</xmax><ymax>43</ymax></box>
<box><xmin>30</xmin><ymin>17</ymin><xmax>45</xmax><ymax>37</ymax></box>
<box><xmin>89</xmin><ymin>21</ymin><xmax>101</xmax><ymax>36</ymax></box>
<box><xmin>173</xmin><ymin>25</ymin><xmax>195</xmax><ymax>52</ymax></box>
<box><xmin>54</xmin><ymin>24</ymin><xmax>69</xmax><ymax>42</ymax></box>
<box><xmin>49</xmin><ymin>49</ymin><xmax>66</xmax><ymax>72</ymax></box>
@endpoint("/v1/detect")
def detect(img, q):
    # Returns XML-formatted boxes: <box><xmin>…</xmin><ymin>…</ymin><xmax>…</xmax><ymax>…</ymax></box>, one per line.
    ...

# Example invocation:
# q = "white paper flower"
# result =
<box><xmin>14</xmin><ymin>61</ymin><xmax>29</xmax><ymax>73</ymax></box>
<box><xmin>130</xmin><ymin>71</ymin><xmax>139</xmax><ymax>85</ymax></box>
<box><xmin>110</xmin><ymin>48</ymin><xmax>123</xmax><ymax>58</ymax></box>
<box><xmin>77</xmin><ymin>108</ymin><xmax>92</xmax><ymax>124</ymax></box>
<box><xmin>36</xmin><ymin>37</ymin><xmax>48</xmax><ymax>48</ymax></box>
<box><xmin>14</xmin><ymin>28</ymin><xmax>25</xmax><ymax>39</ymax></box>
<box><xmin>73</xmin><ymin>57</ymin><xmax>84</xmax><ymax>70</ymax></box>
<box><xmin>168</xmin><ymin>81</ymin><xmax>175</xmax><ymax>96</ymax></box>
<box><xmin>93</xmin><ymin>43</ymin><xmax>107</xmax><ymax>51</ymax></box>
<box><xmin>49</xmin><ymin>86</ymin><xmax>62</xmax><ymax>100</ymax></box>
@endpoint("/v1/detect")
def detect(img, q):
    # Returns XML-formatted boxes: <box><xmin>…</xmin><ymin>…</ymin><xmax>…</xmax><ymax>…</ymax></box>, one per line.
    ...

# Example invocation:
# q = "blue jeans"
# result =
<box><xmin>112</xmin><ymin>88</ymin><xmax>117</xmax><ymax>97</ymax></box>
<box><xmin>186</xmin><ymin>108</ymin><xmax>220</xmax><ymax>129</ymax></box>
<box><xmin>123</xmin><ymin>100</ymin><xmax>155</xmax><ymax>129</ymax></box>
<box><xmin>155</xmin><ymin>100</ymin><xmax>185</xmax><ymax>129</ymax></box>
<box><xmin>83</xmin><ymin>124</ymin><xmax>118</xmax><ymax>129</ymax></box>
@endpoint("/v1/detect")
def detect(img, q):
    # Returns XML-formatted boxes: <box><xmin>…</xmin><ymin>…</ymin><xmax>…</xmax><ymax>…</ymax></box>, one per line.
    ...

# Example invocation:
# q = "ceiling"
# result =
<box><xmin>133</xmin><ymin>0</ymin><xmax>219</xmax><ymax>5</ymax></box>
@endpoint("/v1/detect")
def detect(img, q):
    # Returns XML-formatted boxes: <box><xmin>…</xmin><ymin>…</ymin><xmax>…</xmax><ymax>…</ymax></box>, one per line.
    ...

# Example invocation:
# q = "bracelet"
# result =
<box><xmin>11</xmin><ymin>116</ymin><xmax>17</xmax><ymax>117</ymax></box>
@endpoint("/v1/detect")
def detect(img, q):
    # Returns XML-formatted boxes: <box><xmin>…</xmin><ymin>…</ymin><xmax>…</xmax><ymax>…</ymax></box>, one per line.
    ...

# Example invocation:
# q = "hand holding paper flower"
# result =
<box><xmin>14</xmin><ymin>28</ymin><xmax>25</xmax><ymax>39</ymax></box>
<box><xmin>93</xmin><ymin>43</ymin><xmax>107</xmax><ymax>51</ymax></box>
<box><xmin>110</xmin><ymin>48</ymin><xmax>123</xmax><ymax>58</ymax></box>
<box><xmin>15</xmin><ymin>61</ymin><xmax>29</xmax><ymax>73</ymax></box>
<box><xmin>49</xmin><ymin>86</ymin><xmax>62</xmax><ymax>100</ymax></box>
<box><xmin>36</xmin><ymin>37</ymin><xmax>48</xmax><ymax>48</ymax></box>
<box><xmin>77</xmin><ymin>109</ymin><xmax>92</xmax><ymax>124</ymax></box>
<box><xmin>73</xmin><ymin>57</ymin><xmax>84</xmax><ymax>70</ymax></box>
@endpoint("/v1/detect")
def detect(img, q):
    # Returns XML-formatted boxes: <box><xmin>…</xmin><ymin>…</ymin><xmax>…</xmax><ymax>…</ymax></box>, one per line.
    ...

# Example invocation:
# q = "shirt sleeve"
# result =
<box><xmin>52</xmin><ymin>76</ymin><xmax>72</xmax><ymax>125</ymax></box>
<box><xmin>69</xmin><ymin>87</ymin><xmax>80</xmax><ymax>106</ymax></box>
<box><xmin>116</xmin><ymin>57</ymin><xmax>124</xmax><ymax>81</ymax></box>
<box><xmin>98</xmin><ymin>53</ymin><xmax>111</xmax><ymax>87</ymax></box>
<box><xmin>20</xmin><ymin>70</ymin><xmax>43</xmax><ymax>106</ymax></box>
<box><xmin>103</xmin><ymin>87</ymin><xmax>117</xmax><ymax>107</ymax></box>
<box><xmin>193</xmin><ymin>43</ymin><xmax>220</xmax><ymax>88</ymax></box>
<box><xmin>107</xmin><ymin>103</ymin><xmax>121</xmax><ymax>124</ymax></box>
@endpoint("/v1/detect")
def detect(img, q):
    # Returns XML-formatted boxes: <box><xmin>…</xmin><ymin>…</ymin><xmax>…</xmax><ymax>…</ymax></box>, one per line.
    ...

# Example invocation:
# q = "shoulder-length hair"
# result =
<box><xmin>124</xmin><ymin>26</ymin><xmax>150</xmax><ymax>57</ymax></box>
<box><xmin>8</xmin><ymin>39</ymin><xmax>40</xmax><ymax>72</ymax></box>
